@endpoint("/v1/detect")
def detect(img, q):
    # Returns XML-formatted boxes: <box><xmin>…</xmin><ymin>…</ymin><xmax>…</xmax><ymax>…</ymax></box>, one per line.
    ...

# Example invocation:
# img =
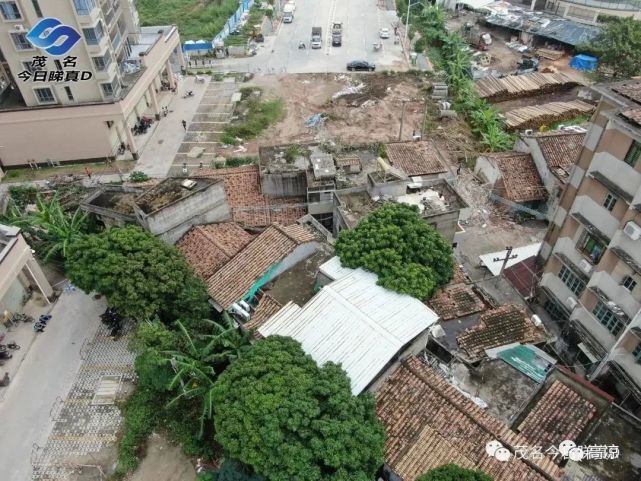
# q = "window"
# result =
<box><xmin>592</xmin><ymin>301</ymin><xmax>625</xmax><ymax>336</ymax></box>
<box><xmin>11</xmin><ymin>32</ymin><xmax>32</xmax><ymax>50</ymax></box>
<box><xmin>625</xmin><ymin>141</ymin><xmax>641</xmax><ymax>167</ymax></box>
<box><xmin>92</xmin><ymin>51</ymin><xmax>112</xmax><ymax>71</ymax></box>
<box><xmin>31</xmin><ymin>0</ymin><xmax>42</xmax><ymax>17</ymax></box>
<box><xmin>83</xmin><ymin>22</ymin><xmax>104</xmax><ymax>45</ymax></box>
<box><xmin>34</xmin><ymin>87</ymin><xmax>55</xmax><ymax>104</ymax></box>
<box><xmin>578</xmin><ymin>232</ymin><xmax>606</xmax><ymax>264</ymax></box>
<box><xmin>100</xmin><ymin>77</ymin><xmax>120</xmax><ymax>98</ymax></box>
<box><xmin>64</xmin><ymin>86</ymin><xmax>74</xmax><ymax>101</ymax></box>
<box><xmin>558</xmin><ymin>266</ymin><xmax>586</xmax><ymax>295</ymax></box>
<box><xmin>544</xmin><ymin>299</ymin><xmax>568</xmax><ymax>321</ymax></box>
<box><xmin>633</xmin><ymin>344</ymin><xmax>641</xmax><ymax>364</ymax></box>
<box><xmin>603</xmin><ymin>193</ymin><xmax>617</xmax><ymax>212</ymax></box>
<box><xmin>73</xmin><ymin>0</ymin><xmax>96</xmax><ymax>15</ymax></box>
<box><xmin>622</xmin><ymin>275</ymin><xmax>637</xmax><ymax>292</ymax></box>
<box><xmin>0</xmin><ymin>1</ymin><xmax>21</xmax><ymax>20</ymax></box>
<box><xmin>22</xmin><ymin>61</ymin><xmax>44</xmax><ymax>73</ymax></box>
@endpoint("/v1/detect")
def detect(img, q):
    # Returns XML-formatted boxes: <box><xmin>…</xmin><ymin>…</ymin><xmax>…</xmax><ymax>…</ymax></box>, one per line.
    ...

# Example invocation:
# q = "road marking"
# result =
<box><xmin>325</xmin><ymin>0</ymin><xmax>337</xmax><ymax>56</ymax></box>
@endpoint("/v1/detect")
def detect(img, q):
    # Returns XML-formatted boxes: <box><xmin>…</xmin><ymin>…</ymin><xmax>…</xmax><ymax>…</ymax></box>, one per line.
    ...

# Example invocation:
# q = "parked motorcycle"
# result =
<box><xmin>183</xmin><ymin>90</ymin><xmax>195</xmax><ymax>98</ymax></box>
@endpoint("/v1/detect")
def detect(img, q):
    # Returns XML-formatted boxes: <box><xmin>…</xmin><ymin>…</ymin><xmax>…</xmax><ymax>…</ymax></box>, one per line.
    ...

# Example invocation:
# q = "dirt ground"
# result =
<box><xmin>127</xmin><ymin>434</ymin><xmax>196</xmax><ymax>481</ymax></box>
<box><xmin>242</xmin><ymin>73</ymin><xmax>435</xmax><ymax>151</ymax></box>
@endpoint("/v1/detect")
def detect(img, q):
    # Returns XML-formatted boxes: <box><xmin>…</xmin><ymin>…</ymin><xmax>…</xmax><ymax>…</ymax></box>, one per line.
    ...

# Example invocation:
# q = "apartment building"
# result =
<box><xmin>545</xmin><ymin>0</ymin><xmax>641</xmax><ymax>25</ymax></box>
<box><xmin>538</xmin><ymin>81</ymin><xmax>641</xmax><ymax>415</ymax></box>
<box><xmin>0</xmin><ymin>0</ymin><xmax>185</xmax><ymax>169</ymax></box>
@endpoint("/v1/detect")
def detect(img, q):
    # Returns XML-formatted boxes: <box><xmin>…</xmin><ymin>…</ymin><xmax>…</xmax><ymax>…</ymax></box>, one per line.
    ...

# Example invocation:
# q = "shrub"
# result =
<box><xmin>128</xmin><ymin>170</ymin><xmax>150</xmax><ymax>183</ymax></box>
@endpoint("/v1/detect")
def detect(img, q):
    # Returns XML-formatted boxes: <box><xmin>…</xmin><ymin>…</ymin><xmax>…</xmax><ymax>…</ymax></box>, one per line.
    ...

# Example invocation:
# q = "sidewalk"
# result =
<box><xmin>134</xmin><ymin>76</ymin><xmax>212</xmax><ymax>177</ymax></box>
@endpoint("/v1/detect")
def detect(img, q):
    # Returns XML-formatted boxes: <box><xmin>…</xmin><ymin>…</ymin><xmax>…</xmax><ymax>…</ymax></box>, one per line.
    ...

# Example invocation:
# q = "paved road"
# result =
<box><xmin>207</xmin><ymin>0</ymin><xmax>407</xmax><ymax>73</ymax></box>
<box><xmin>0</xmin><ymin>289</ymin><xmax>103</xmax><ymax>481</ymax></box>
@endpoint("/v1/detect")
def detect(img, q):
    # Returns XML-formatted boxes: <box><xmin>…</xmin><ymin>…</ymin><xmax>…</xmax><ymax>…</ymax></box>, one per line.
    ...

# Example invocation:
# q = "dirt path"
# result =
<box><xmin>128</xmin><ymin>434</ymin><xmax>196</xmax><ymax>481</ymax></box>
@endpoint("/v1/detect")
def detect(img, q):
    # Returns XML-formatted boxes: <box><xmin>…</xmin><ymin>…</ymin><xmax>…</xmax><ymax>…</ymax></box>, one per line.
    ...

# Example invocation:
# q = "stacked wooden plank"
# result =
<box><xmin>503</xmin><ymin>100</ymin><xmax>595</xmax><ymax>131</ymax></box>
<box><xmin>535</xmin><ymin>48</ymin><xmax>564</xmax><ymax>60</ymax></box>
<box><xmin>476</xmin><ymin>72</ymin><xmax>579</xmax><ymax>102</ymax></box>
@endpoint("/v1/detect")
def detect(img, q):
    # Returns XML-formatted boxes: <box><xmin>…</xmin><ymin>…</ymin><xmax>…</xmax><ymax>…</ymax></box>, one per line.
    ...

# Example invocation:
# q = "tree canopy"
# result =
<box><xmin>335</xmin><ymin>203</ymin><xmax>454</xmax><ymax>299</ymax></box>
<box><xmin>580</xmin><ymin>18</ymin><xmax>641</xmax><ymax>79</ymax></box>
<box><xmin>65</xmin><ymin>225</ymin><xmax>209</xmax><ymax>322</ymax></box>
<box><xmin>211</xmin><ymin>336</ymin><xmax>385</xmax><ymax>481</ymax></box>
<box><xmin>417</xmin><ymin>464</ymin><xmax>493</xmax><ymax>481</ymax></box>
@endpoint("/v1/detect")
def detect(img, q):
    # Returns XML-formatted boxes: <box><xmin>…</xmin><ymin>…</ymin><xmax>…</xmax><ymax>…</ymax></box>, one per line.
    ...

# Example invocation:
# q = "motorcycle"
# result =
<box><xmin>183</xmin><ymin>90</ymin><xmax>195</xmax><ymax>98</ymax></box>
<box><xmin>298</xmin><ymin>41</ymin><xmax>306</xmax><ymax>49</ymax></box>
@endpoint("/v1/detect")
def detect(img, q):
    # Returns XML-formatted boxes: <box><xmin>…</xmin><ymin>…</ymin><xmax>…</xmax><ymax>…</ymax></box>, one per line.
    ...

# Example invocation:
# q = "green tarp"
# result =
<box><xmin>498</xmin><ymin>345</ymin><xmax>551</xmax><ymax>383</ymax></box>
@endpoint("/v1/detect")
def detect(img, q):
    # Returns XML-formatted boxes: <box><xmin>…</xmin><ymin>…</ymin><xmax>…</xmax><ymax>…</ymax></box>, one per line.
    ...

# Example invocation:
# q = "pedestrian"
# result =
<box><xmin>457</xmin><ymin>163</ymin><xmax>462</xmax><ymax>175</ymax></box>
<box><xmin>182</xmin><ymin>119</ymin><xmax>187</xmax><ymax>130</ymax></box>
<box><xmin>394</xmin><ymin>26</ymin><xmax>398</xmax><ymax>35</ymax></box>
<box><xmin>84</xmin><ymin>166</ymin><xmax>92</xmax><ymax>179</ymax></box>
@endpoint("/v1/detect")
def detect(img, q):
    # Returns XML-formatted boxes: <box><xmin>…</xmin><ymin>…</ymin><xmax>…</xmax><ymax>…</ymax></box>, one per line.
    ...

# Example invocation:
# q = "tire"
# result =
<box><xmin>369</xmin><ymin>67</ymin><xmax>375</xmax><ymax>72</ymax></box>
<box><xmin>348</xmin><ymin>67</ymin><xmax>353</xmax><ymax>71</ymax></box>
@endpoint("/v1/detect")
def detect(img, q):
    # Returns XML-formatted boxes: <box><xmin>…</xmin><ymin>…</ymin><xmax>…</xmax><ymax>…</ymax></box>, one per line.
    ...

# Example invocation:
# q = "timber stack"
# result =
<box><xmin>476</xmin><ymin>72</ymin><xmax>579</xmax><ymax>102</ymax></box>
<box><xmin>503</xmin><ymin>100</ymin><xmax>595</xmax><ymax>131</ymax></box>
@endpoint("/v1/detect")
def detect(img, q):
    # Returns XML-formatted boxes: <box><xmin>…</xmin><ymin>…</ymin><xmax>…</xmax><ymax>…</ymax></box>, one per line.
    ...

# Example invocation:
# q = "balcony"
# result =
<box><xmin>552</xmin><ymin>237</ymin><xmax>594</xmax><ymax>277</ymax></box>
<box><xmin>540</xmin><ymin>272</ymin><xmax>583</xmax><ymax>311</ymax></box>
<box><xmin>611</xmin><ymin>345</ymin><xmax>641</xmax><ymax>389</ymax></box>
<box><xmin>588</xmin><ymin>271</ymin><xmax>641</xmax><ymax>320</ymax></box>
<box><xmin>74</xmin><ymin>0</ymin><xmax>101</xmax><ymax>24</ymax></box>
<box><xmin>610</xmin><ymin>229</ymin><xmax>641</xmax><ymax>275</ymax></box>
<box><xmin>571</xmin><ymin>305</ymin><xmax>617</xmax><ymax>351</ymax></box>
<box><xmin>588</xmin><ymin>152</ymin><xmax>641</xmax><ymax>203</ymax></box>
<box><xmin>570</xmin><ymin>195</ymin><xmax>620</xmax><ymax>244</ymax></box>
<box><xmin>95</xmin><ymin>59</ymin><xmax>117</xmax><ymax>81</ymax></box>
<box><xmin>110</xmin><ymin>30</ymin><xmax>122</xmax><ymax>50</ymax></box>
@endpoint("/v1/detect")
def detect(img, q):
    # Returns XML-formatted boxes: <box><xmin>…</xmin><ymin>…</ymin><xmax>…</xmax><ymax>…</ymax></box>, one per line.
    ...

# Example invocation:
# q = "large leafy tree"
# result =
<box><xmin>163</xmin><ymin>315</ymin><xmax>251</xmax><ymax>436</ymax></box>
<box><xmin>335</xmin><ymin>203</ymin><xmax>453</xmax><ymax>299</ymax></box>
<box><xmin>417</xmin><ymin>464</ymin><xmax>493</xmax><ymax>481</ymax></box>
<box><xmin>65</xmin><ymin>225</ymin><xmax>210</xmax><ymax>322</ymax></box>
<box><xmin>580</xmin><ymin>18</ymin><xmax>641</xmax><ymax>79</ymax></box>
<box><xmin>3</xmin><ymin>193</ymin><xmax>89</xmax><ymax>261</ymax></box>
<box><xmin>211</xmin><ymin>336</ymin><xmax>385</xmax><ymax>481</ymax></box>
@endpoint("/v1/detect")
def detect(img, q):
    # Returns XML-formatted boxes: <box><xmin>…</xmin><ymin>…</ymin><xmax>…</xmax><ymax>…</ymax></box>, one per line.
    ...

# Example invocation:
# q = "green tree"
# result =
<box><xmin>335</xmin><ymin>203</ymin><xmax>453</xmax><ymax>299</ymax></box>
<box><xmin>3</xmin><ymin>193</ymin><xmax>89</xmax><ymax>261</ymax></box>
<box><xmin>210</xmin><ymin>459</ymin><xmax>266</xmax><ymax>481</ymax></box>
<box><xmin>211</xmin><ymin>336</ymin><xmax>385</xmax><ymax>481</ymax></box>
<box><xmin>580</xmin><ymin>18</ymin><xmax>641</xmax><ymax>79</ymax></box>
<box><xmin>164</xmin><ymin>315</ymin><xmax>251</xmax><ymax>436</ymax></box>
<box><xmin>417</xmin><ymin>464</ymin><xmax>493</xmax><ymax>481</ymax></box>
<box><xmin>65</xmin><ymin>225</ymin><xmax>210</xmax><ymax>322</ymax></box>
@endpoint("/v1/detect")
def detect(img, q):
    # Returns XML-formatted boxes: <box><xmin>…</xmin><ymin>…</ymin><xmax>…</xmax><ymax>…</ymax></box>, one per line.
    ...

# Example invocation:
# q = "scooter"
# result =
<box><xmin>183</xmin><ymin>90</ymin><xmax>195</xmax><ymax>98</ymax></box>
<box><xmin>298</xmin><ymin>41</ymin><xmax>306</xmax><ymax>49</ymax></box>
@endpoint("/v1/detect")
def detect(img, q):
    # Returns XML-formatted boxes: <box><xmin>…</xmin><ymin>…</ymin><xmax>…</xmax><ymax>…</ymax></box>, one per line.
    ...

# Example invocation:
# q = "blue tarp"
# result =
<box><xmin>570</xmin><ymin>54</ymin><xmax>598</xmax><ymax>72</ymax></box>
<box><xmin>183</xmin><ymin>41</ymin><xmax>212</xmax><ymax>52</ymax></box>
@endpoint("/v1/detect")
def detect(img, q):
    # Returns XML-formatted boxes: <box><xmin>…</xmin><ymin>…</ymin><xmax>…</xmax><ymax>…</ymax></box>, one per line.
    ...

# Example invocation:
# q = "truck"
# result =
<box><xmin>311</xmin><ymin>27</ymin><xmax>322</xmax><ymax>49</ymax></box>
<box><xmin>283</xmin><ymin>4</ymin><xmax>294</xmax><ymax>23</ymax></box>
<box><xmin>331</xmin><ymin>22</ymin><xmax>342</xmax><ymax>47</ymax></box>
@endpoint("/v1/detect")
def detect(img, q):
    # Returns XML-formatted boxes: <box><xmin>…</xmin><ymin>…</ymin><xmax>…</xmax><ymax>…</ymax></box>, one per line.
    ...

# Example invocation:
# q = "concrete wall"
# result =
<box><xmin>270</xmin><ymin>242</ymin><xmax>320</xmax><ymax>279</ymax></box>
<box><xmin>260</xmin><ymin>171</ymin><xmax>307</xmax><ymax>197</ymax></box>
<box><xmin>139</xmin><ymin>182</ymin><xmax>230</xmax><ymax>241</ymax></box>
<box><xmin>425</xmin><ymin>210</ymin><xmax>460</xmax><ymax>244</ymax></box>
<box><xmin>474</xmin><ymin>156</ymin><xmax>501</xmax><ymax>185</ymax></box>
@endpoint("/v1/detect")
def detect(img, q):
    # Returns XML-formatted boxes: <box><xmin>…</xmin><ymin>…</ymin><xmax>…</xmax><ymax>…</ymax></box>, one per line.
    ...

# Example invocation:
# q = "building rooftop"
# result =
<box><xmin>385</xmin><ymin>141</ymin><xmax>448</xmax><ymax>177</ymax></box>
<box><xmin>482</xmin><ymin>4</ymin><xmax>601</xmax><ymax>46</ymax></box>
<box><xmin>483</xmin><ymin>152</ymin><xmax>547</xmax><ymax>203</ymax></box>
<box><xmin>176</xmin><ymin>222</ymin><xmax>255</xmax><ymax>280</ymax></box>
<box><xmin>376</xmin><ymin>357</ymin><xmax>562</xmax><ymax>481</ymax></box>
<box><xmin>134</xmin><ymin>177</ymin><xmax>218</xmax><ymax>215</ymax></box>
<box><xmin>259</xmin><ymin>261</ymin><xmax>439</xmax><ymax>394</ymax></box>
<box><xmin>311</xmin><ymin>152</ymin><xmax>336</xmax><ymax>180</ymax></box>
<box><xmin>85</xmin><ymin>190</ymin><xmax>138</xmax><ymax>216</ymax></box>
<box><xmin>456</xmin><ymin>305</ymin><xmax>546</xmax><ymax>361</ymax></box>
<box><xmin>195</xmin><ymin>165</ymin><xmax>306</xmax><ymax>226</ymax></box>
<box><xmin>516</xmin><ymin>379</ymin><xmax>598</xmax><ymax>450</ymax></box>
<box><xmin>621</xmin><ymin>107</ymin><xmax>641</xmax><ymax>127</ymax></box>
<box><xmin>205</xmin><ymin>223</ymin><xmax>317</xmax><ymax>310</ymax></box>
<box><xmin>335</xmin><ymin>190</ymin><xmax>383</xmax><ymax>229</ymax></box>
<box><xmin>397</xmin><ymin>182</ymin><xmax>467</xmax><ymax>217</ymax></box>
<box><xmin>429</xmin><ymin>284</ymin><xmax>488</xmax><ymax>321</ymax></box>
<box><xmin>243</xmin><ymin>293</ymin><xmax>282</xmax><ymax>335</ymax></box>
<box><xmin>528</xmin><ymin>131</ymin><xmax>585</xmax><ymax>183</ymax></box>
<box><xmin>595</xmin><ymin>81</ymin><xmax>641</xmax><ymax>133</ymax></box>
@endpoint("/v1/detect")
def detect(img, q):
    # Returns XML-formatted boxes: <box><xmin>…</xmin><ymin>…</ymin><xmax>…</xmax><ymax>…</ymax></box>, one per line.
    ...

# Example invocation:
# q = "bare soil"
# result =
<box><xmin>127</xmin><ymin>433</ymin><xmax>196</xmax><ymax>481</ymax></box>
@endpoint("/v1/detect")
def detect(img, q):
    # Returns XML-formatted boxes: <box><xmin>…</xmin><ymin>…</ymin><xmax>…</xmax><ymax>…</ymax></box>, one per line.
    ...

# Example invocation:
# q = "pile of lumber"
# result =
<box><xmin>503</xmin><ymin>100</ymin><xmax>595</xmax><ymax>131</ymax></box>
<box><xmin>535</xmin><ymin>48</ymin><xmax>564</xmax><ymax>61</ymax></box>
<box><xmin>476</xmin><ymin>72</ymin><xmax>579</xmax><ymax>102</ymax></box>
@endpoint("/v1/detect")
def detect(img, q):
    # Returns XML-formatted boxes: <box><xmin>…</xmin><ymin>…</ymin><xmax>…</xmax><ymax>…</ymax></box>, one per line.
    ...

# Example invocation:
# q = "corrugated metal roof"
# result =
<box><xmin>259</xmin><ymin>267</ymin><xmax>439</xmax><ymax>394</ymax></box>
<box><xmin>318</xmin><ymin>256</ymin><xmax>355</xmax><ymax>281</ymax></box>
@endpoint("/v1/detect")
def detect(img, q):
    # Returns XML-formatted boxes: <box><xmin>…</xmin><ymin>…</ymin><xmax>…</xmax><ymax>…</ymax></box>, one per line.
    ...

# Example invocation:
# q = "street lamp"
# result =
<box><xmin>405</xmin><ymin>0</ymin><xmax>424</xmax><ymax>44</ymax></box>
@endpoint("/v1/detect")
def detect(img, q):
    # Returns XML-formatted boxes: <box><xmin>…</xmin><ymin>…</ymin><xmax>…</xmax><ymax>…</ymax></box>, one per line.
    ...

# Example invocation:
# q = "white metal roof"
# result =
<box><xmin>318</xmin><ymin>256</ymin><xmax>354</xmax><ymax>281</ymax></box>
<box><xmin>258</xmin><ymin>265</ymin><xmax>439</xmax><ymax>394</ymax></box>
<box><xmin>478</xmin><ymin>242</ymin><xmax>541</xmax><ymax>276</ymax></box>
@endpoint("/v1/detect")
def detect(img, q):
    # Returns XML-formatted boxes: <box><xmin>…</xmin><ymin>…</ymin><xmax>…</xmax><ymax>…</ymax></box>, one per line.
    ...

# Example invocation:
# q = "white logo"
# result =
<box><xmin>486</xmin><ymin>440</ymin><xmax>512</xmax><ymax>462</ymax></box>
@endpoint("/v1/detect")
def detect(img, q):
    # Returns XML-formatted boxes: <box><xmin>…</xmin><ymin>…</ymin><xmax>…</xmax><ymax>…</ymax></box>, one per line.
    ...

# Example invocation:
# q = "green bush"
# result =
<box><xmin>128</xmin><ymin>170</ymin><xmax>150</xmax><ymax>183</ymax></box>
<box><xmin>417</xmin><ymin>464</ymin><xmax>493</xmax><ymax>481</ymax></box>
<box><xmin>8</xmin><ymin>185</ymin><xmax>39</xmax><ymax>210</ymax></box>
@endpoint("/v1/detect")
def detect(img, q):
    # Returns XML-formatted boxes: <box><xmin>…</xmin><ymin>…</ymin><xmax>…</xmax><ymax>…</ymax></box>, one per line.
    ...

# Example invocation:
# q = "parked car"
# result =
<box><xmin>379</xmin><ymin>27</ymin><xmax>390</xmax><ymax>39</ymax></box>
<box><xmin>347</xmin><ymin>61</ymin><xmax>376</xmax><ymax>72</ymax></box>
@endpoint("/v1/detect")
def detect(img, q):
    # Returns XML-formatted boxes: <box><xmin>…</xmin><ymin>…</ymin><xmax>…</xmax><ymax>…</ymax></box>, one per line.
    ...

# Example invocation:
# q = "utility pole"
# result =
<box><xmin>494</xmin><ymin>246</ymin><xmax>517</xmax><ymax>275</ymax></box>
<box><xmin>398</xmin><ymin>100</ymin><xmax>408</xmax><ymax>141</ymax></box>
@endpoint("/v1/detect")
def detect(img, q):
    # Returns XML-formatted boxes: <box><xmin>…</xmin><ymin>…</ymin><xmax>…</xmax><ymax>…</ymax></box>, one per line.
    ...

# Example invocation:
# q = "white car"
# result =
<box><xmin>379</xmin><ymin>28</ymin><xmax>390</xmax><ymax>39</ymax></box>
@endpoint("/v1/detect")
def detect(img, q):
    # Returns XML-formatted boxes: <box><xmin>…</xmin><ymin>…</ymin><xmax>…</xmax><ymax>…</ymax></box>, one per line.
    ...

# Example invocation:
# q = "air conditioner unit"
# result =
<box><xmin>567</xmin><ymin>296</ymin><xmax>578</xmax><ymax>310</ymax></box>
<box><xmin>579</xmin><ymin>259</ymin><xmax>593</xmax><ymax>274</ymax></box>
<box><xmin>623</xmin><ymin>221</ymin><xmax>641</xmax><ymax>241</ymax></box>
<box><xmin>531</xmin><ymin>314</ymin><xmax>542</xmax><ymax>327</ymax></box>
<box><xmin>14</xmin><ymin>24</ymin><xmax>26</xmax><ymax>32</ymax></box>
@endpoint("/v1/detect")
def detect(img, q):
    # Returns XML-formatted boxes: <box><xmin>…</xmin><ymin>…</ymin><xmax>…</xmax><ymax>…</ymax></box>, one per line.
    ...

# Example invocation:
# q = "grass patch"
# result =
<box><xmin>284</xmin><ymin>145</ymin><xmax>307</xmax><ymax>164</ymax></box>
<box><xmin>2</xmin><ymin>159</ymin><xmax>134</xmax><ymax>183</ymax></box>
<box><xmin>221</xmin><ymin>97</ymin><xmax>284</xmax><ymax>145</ymax></box>
<box><xmin>215</xmin><ymin>156</ymin><xmax>258</xmax><ymax>168</ymax></box>
<box><xmin>136</xmin><ymin>0</ymin><xmax>241</xmax><ymax>40</ymax></box>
